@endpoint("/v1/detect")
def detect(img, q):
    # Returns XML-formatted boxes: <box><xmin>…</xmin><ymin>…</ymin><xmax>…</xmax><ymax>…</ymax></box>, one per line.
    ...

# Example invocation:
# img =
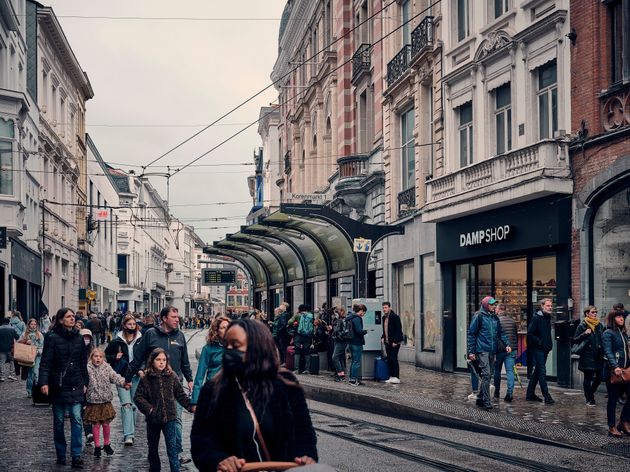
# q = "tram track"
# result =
<box><xmin>311</xmin><ymin>408</ymin><xmax>576</xmax><ymax>472</ymax></box>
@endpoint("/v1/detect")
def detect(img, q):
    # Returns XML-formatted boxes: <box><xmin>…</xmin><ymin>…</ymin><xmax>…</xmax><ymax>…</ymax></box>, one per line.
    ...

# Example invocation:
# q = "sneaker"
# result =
<box><xmin>27</xmin><ymin>392</ymin><xmax>32</xmax><ymax>398</ymax></box>
<box><xmin>467</xmin><ymin>392</ymin><xmax>478</xmax><ymax>400</ymax></box>
<box><xmin>179</xmin><ymin>456</ymin><xmax>192</xmax><ymax>465</ymax></box>
<box><xmin>124</xmin><ymin>437</ymin><xmax>134</xmax><ymax>446</ymax></box>
<box><xmin>388</xmin><ymin>377</ymin><xmax>401</xmax><ymax>384</ymax></box>
<box><xmin>504</xmin><ymin>393</ymin><xmax>513</xmax><ymax>402</ymax></box>
<box><xmin>586</xmin><ymin>401</ymin><xmax>596</xmax><ymax>407</ymax></box>
<box><xmin>489</xmin><ymin>385</ymin><xmax>495</xmax><ymax>398</ymax></box>
<box><xmin>301</xmin><ymin>370</ymin><xmax>310</xmax><ymax>375</ymax></box>
<box><xmin>94</xmin><ymin>447</ymin><xmax>101</xmax><ymax>458</ymax></box>
<box><xmin>103</xmin><ymin>444</ymin><xmax>114</xmax><ymax>455</ymax></box>
<box><xmin>86</xmin><ymin>433</ymin><xmax>94</xmax><ymax>443</ymax></box>
<box><xmin>334</xmin><ymin>375</ymin><xmax>345</xmax><ymax>382</ymax></box>
<box><xmin>0</xmin><ymin>378</ymin><xmax>5</xmax><ymax>382</ymax></box>
<box><xmin>349</xmin><ymin>379</ymin><xmax>364</xmax><ymax>386</ymax></box>
<box><xmin>7</xmin><ymin>375</ymin><xmax>17</xmax><ymax>381</ymax></box>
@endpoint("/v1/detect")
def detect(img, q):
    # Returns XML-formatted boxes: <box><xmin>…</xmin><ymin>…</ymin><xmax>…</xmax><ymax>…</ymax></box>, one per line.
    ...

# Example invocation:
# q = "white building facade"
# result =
<box><xmin>166</xmin><ymin>221</ymin><xmax>196</xmax><ymax>315</ymax></box>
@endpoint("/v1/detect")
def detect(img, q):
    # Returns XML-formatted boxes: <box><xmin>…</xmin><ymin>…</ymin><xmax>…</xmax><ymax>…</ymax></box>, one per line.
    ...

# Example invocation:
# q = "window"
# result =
<box><xmin>458</xmin><ymin>102</ymin><xmax>473</xmax><ymax>167</ymax></box>
<box><xmin>457</xmin><ymin>0</ymin><xmax>470</xmax><ymax>42</ymax></box>
<box><xmin>395</xmin><ymin>261</ymin><xmax>415</xmax><ymax>346</ymax></box>
<box><xmin>51</xmin><ymin>86</ymin><xmax>57</xmax><ymax>123</ymax></box>
<box><xmin>117</xmin><ymin>255</ymin><xmax>128</xmax><ymax>284</ymax></box>
<box><xmin>358</xmin><ymin>90</ymin><xmax>368</xmax><ymax>152</ymax></box>
<box><xmin>495</xmin><ymin>83</ymin><xmax>512</xmax><ymax>154</ymax></box>
<box><xmin>401</xmin><ymin>107</ymin><xmax>415</xmax><ymax>190</ymax></box>
<box><xmin>0</xmin><ymin>119</ymin><xmax>14</xmax><ymax>195</ymax></box>
<box><xmin>402</xmin><ymin>0</ymin><xmax>412</xmax><ymax>45</ymax></box>
<box><xmin>537</xmin><ymin>61</ymin><xmax>558</xmax><ymax>139</ymax></box>
<box><xmin>494</xmin><ymin>0</ymin><xmax>510</xmax><ymax>19</ymax></box>
<box><xmin>610</xmin><ymin>0</ymin><xmax>627</xmax><ymax>84</ymax></box>
<box><xmin>421</xmin><ymin>254</ymin><xmax>437</xmax><ymax>351</ymax></box>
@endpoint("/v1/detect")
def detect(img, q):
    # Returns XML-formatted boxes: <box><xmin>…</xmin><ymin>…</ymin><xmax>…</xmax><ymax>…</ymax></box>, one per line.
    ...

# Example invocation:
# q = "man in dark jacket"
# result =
<box><xmin>39</xmin><ymin>308</ymin><xmax>89</xmax><ymax>468</ymax></box>
<box><xmin>526</xmin><ymin>298</ymin><xmax>555</xmax><ymax>404</ymax></box>
<box><xmin>288</xmin><ymin>305</ymin><xmax>314</xmax><ymax>374</ymax></box>
<box><xmin>467</xmin><ymin>297</ymin><xmax>511</xmax><ymax>411</ymax></box>
<box><xmin>382</xmin><ymin>302</ymin><xmax>403</xmax><ymax>384</ymax></box>
<box><xmin>125</xmin><ymin>305</ymin><xmax>193</xmax><ymax>465</ymax></box>
<box><xmin>347</xmin><ymin>304</ymin><xmax>368</xmax><ymax>386</ymax></box>
<box><xmin>0</xmin><ymin>316</ymin><xmax>19</xmax><ymax>381</ymax></box>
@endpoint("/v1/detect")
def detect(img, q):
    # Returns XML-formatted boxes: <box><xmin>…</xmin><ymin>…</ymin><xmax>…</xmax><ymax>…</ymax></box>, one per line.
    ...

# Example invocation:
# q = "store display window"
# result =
<box><xmin>395</xmin><ymin>260</ymin><xmax>415</xmax><ymax>346</ymax></box>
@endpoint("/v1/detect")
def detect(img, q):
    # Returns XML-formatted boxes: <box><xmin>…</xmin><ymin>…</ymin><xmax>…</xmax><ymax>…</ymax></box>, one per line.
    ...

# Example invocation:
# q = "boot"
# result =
<box><xmin>103</xmin><ymin>444</ymin><xmax>114</xmax><ymax>455</ymax></box>
<box><xmin>94</xmin><ymin>446</ymin><xmax>101</xmax><ymax>458</ymax></box>
<box><xmin>609</xmin><ymin>426</ymin><xmax>623</xmax><ymax>438</ymax></box>
<box><xmin>617</xmin><ymin>421</ymin><xmax>630</xmax><ymax>435</ymax></box>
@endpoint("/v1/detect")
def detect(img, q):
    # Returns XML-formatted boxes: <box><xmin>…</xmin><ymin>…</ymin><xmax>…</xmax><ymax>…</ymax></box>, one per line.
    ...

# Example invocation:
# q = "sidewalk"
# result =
<box><xmin>298</xmin><ymin>362</ymin><xmax>630</xmax><ymax>458</ymax></box>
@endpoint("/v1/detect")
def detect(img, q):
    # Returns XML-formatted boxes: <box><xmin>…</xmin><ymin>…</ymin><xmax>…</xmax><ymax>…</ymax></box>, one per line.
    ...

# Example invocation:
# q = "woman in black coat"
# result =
<box><xmin>191</xmin><ymin>319</ymin><xmax>318</xmax><ymax>472</ymax></box>
<box><xmin>39</xmin><ymin>308</ymin><xmax>89</xmax><ymax>468</ymax></box>
<box><xmin>572</xmin><ymin>305</ymin><xmax>604</xmax><ymax>405</ymax></box>
<box><xmin>601</xmin><ymin>310</ymin><xmax>630</xmax><ymax>438</ymax></box>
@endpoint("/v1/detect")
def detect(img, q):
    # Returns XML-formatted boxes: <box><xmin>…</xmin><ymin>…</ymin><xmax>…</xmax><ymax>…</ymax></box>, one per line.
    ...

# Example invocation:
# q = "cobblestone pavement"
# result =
<box><xmin>0</xmin><ymin>329</ymin><xmax>203</xmax><ymax>471</ymax></box>
<box><xmin>297</xmin><ymin>361</ymin><xmax>630</xmax><ymax>457</ymax></box>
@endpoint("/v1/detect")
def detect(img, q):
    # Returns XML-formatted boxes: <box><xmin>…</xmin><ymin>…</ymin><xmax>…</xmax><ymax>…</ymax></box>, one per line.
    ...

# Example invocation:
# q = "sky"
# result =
<box><xmin>46</xmin><ymin>0</ymin><xmax>287</xmax><ymax>244</ymax></box>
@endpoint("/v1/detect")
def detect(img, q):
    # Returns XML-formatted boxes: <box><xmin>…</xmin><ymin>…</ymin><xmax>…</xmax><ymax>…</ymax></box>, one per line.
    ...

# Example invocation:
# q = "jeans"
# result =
<box><xmin>26</xmin><ymin>356</ymin><xmax>41</xmax><ymax>394</ymax></box>
<box><xmin>117</xmin><ymin>375</ymin><xmax>140</xmax><ymax>440</ymax></box>
<box><xmin>477</xmin><ymin>352</ymin><xmax>495</xmax><ymax>407</ymax></box>
<box><xmin>146</xmin><ymin>420</ymin><xmax>180</xmax><ymax>472</ymax></box>
<box><xmin>582</xmin><ymin>369</ymin><xmax>603</xmax><ymax>403</ymax></box>
<box><xmin>0</xmin><ymin>351</ymin><xmax>9</xmax><ymax>379</ymax></box>
<box><xmin>385</xmin><ymin>343</ymin><xmax>400</xmax><ymax>378</ymax></box>
<box><xmin>53</xmin><ymin>402</ymin><xmax>83</xmax><ymax>460</ymax></box>
<box><xmin>526</xmin><ymin>349</ymin><xmax>550</xmax><ymax>398</ymax></box>
<box><xmin>294</xmin><ymin>336</ymin><xmax>312</xmax><ymax>372</ymax></box>
<box><xmin>332</xmin><ymin>341</ymin><xmax>348</xmax><ymax>374</ymax></box>
<box><xmin>175</xmin><ymin>400</ymin><xmax>183</xmax><ymax>455</ymax></box>
<box><xmin>469</xmin><ymin>364</ymin><xmax>479</xmax><ymax>392</ymax></box>
<box><xmin>606</xmin><ymin>380</ymin><xmax>630</xmax><ymax>427</ymax></box>
<box><xmin>494</xmin><ymin>351</ymin><xmax>516</xmax><ymax>395</ymax></box>
<box><xmin>349</xmin><ymin>344</ymin><xmax>363</xmax><ymax>380</ymax></box>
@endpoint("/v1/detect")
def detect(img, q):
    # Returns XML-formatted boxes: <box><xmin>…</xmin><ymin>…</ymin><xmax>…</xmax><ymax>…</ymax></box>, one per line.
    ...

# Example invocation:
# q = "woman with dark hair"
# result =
<box><xmin>602</xmin><ymin>310</ymin><xmax>630</xmax><ymax>437</ymax></box>
<box><xmin>39</xmin><ymin>307</ymin><xmax>89</xmax><ymax>468</ymax></box>
<box><xmin>191</xmin><ymin>319</ymin><xmax>319</xmax><ymax>472</ymax></box>
<box><xmin>346</xmin><ymin>304</ymin><xmax>368</xmax><ymax>386</ymax></box>
<box><xmin>572</xmin><ymin>305</ymin><xmax>604</xmax><ymax>406</ymax></box>
<box><xmin>191</xmin><ymin>315</ymin><xmax>230</xmax><ymax>405</ymax></box>
<box><xmin>21</xmin><ymin>318</ymin><xmax>44</xmax><ymax>398</ymax></box>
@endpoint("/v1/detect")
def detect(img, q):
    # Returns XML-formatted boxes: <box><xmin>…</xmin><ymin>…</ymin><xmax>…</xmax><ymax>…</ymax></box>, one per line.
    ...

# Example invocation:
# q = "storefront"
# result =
<box><xmin>10</xmin><ymin>238</ymin><xmax>42</xmax><ymax>319</ymax></box>
<box><xmin>437</xmin><ymin>195</ymin><xmax>572</xmax><ymax>385</ymax></box>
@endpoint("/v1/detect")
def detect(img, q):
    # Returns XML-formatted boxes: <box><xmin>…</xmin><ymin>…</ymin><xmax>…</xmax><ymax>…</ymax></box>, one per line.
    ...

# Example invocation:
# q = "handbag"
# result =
<box><xmin>610</xmin><ymin>366</ymin><xmax>630</xmax><ymax>384</ymax></box>
<box><xmin>14</xmin><ymin>342</ymin><xmax>37</xmax><ymax>367</ymax></box>
<box><xmin>571</xmin><ymin>339</ymin><xmax>589</xmax><ymax>356</ymax></box>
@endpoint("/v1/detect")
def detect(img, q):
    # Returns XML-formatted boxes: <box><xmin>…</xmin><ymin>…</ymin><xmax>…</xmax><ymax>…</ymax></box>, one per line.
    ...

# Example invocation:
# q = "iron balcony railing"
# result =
<box><xmin>397</xmin><ymin>187</ymin><xmax>416</xmax><ymax>218</ymax></box>
<box><xmin>386</xmin><ymin>45</ymin><xmax>411</xmax><ymax>87</ymax></box>
<box><xmin>351</xmin><ymin>43</ymin><xmax>371</xmax><ymax>83</ymax></box>
<box><xmin>411</xmin><ymin>16</ymin><xmax>434</xmax><ymax>60</ymax></box>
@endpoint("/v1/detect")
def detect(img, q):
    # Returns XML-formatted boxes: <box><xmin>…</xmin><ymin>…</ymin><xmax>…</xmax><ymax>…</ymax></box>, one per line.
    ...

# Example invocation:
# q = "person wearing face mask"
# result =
<box><xmin>191</xmin><ymin>319</ymin><xmax>326</xmax><ymax>472</ymax></box>
<box><xmin>105</xmin><ymin>314</ymin><xmax>143</xmax><ymax>445</ymax></box>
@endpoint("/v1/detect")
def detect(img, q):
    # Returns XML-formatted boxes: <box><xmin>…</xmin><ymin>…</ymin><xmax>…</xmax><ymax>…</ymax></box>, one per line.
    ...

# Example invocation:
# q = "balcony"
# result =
<box><xmin>334</xmin><ymin>153</ymin><xmax>370</xmax><ymax>212</ymax></box>
<box><xmin>338</xmin><ymin>153</ymin><xmax>368</xmax><ymax>181</ymax></box>
<box><xmin>284</xmin><ymin>151</ymin><xmax>291</xmax><ymax>175</ymax></box>
<box><xmin>397</xmin><ymin>187</ymin><xmax>416</xmax><ymax>218</ymax></box>
<box><xmin>351</xmin><ymin>43</ymin><xmax>371</xmax><ymax>85</ymax></box>
<box><xmin>423</xmin><ymin>140</ymin><xmax>572</xmax><ymax>222</ymax></box>
<box><xmin>386</xmin><ymin>45</ymin><xmax>411</xmax><ymax>87</ymax></box>
<box><xmin>601</xmin><ymin>82</ymin><xmax>630</xmax><ymax>132</ymax></box>
<box><xmin>410</xmin><ymin>16</ymin><xmax>434</xmax><ymax>62</ymax></box>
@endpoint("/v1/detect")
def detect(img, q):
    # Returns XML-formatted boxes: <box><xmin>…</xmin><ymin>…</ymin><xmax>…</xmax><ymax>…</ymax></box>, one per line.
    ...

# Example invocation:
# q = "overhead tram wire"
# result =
<box><xmin>140</xmin><ymin>0</ymin><xmax>400</xmax><ymax>172</ymax></box>
<box><xmin>169</xmin><ymin>0</ymin><xmax>442</xmax><ymax>178</ymax></box>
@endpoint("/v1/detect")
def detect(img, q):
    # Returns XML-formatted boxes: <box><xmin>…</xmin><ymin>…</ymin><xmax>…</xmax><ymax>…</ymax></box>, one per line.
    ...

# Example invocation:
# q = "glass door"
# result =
<box><xmin>532</xmin><ymin>255</ymin><xmax>557</xmax><ymax>377</ymax></box>
<box><xmin>494</xmin><ymin>257</ymin><xmax>527</xmax><ymax>367</ymax></box>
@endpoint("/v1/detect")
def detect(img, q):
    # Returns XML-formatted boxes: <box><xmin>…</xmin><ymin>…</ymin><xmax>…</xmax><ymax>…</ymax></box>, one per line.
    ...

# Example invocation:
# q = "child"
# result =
<box><xmin>134</xmin><ymin>348</ymin><xmax>194</xmax><ymax>472</ymax></box>
<box><xmin>84</xmin><ymin>348</ymin><xmax>127</xmax><ymax>458</ymax></box>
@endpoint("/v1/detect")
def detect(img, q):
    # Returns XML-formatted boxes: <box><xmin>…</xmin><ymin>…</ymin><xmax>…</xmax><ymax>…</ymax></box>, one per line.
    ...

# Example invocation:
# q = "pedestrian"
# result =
<box><xmin>525</xmin><ymin>298</ymin><xmax>555</xmax><ymax>404</ymax></box>
<box><xmin>573</xmin><ymin>305</ymin><xmax>604</xmax><ymax>406</ymax></box>
<box><xmin>190</xmin><ymin>318</ymin><xmax>319</xmax><ymax>471</ymax></box>
<box><xmin>84</xmin><ymin>348</ymin><xmax>127</xmax><ymax>458</ymax></box>
<box><xmin>602</xmin><ymin>310</ymin><xmax>630</xmax><ymax>437</ymax></box>
<box><xmin>191</xmin><ymin>315</ymin><xmax>230</xmax><ymax>406</ymax></box>
<box><xmin>0</xmin><ymin>316</ymin><xmax>19</xmax><ymax>381</ymax></box>
<box><xmin>467</xmin><ymin>296</ymin><xmax>512</xmax><ymax>411</ymax></box>
<box><xmin>38</xmin><ymin>308</ymin><xmax>89</xmax><ymax>468</ymax></box>
<box><xmin>494</xmin><ymin>303</ymin><xmax>518</xmax><ymax>402</ymax></box>
<box><xmin>125</xmin><ymin>306</ymin><xmax>194</xmax><ymax>466</ymax></box>
<box><xmin>134</xmin><ymin>348</ymin><xmax>194</xmax><ymax>472</ymax></box>
<box><xmin>331</xmin><ymin>307</ymin><xmax>350</xmax><ymax>382</ymax></box>
<box><xmin>104</xmin><ymin>313</ymin><xmax>143</xmax><ymax>446</ymax></box>
<box><xmin>288</xmin><ymin>305</ymin><xmax>314</xmax><ymax>375</ymax></box>
<box><xmin>347</xmin><ymin>304</ymin><xmax>368</xmax><ymax>386</ymax></box>
<box><xmin>10</xmin><ymin>310</ymin><xmax>26</xmax><ymax>378</ymax></box>
<box><xmin>21</xmin><ymin>318</ymin><xmax>44</xmax><ymax>397</ymax></box>
<box><xmin>41</xmin><ymin>311</ymin><xmax>51</xmax><ymax>334</ymax></box>
<box><xmin>86</xmin><ymin>313</ymin><xmax>102</xmax><ymax>348</ymax></box>
<box><xmin>382</xmin><ymin>301</ymin><xmax>403</xmax><ymax>384</ymax></box>
<box><xmin>79</xmin><ymin>328</ymin><xmax>95</xmax><ymax>446</ymax></box>
<box><xmin>273</xmin><ymin>306</ymin><xmax>291</xmax><ymax>365</ymax></box>
<box><xmin>141</xmin><ymin>314</ymin><xmax>155</xmax><ymax>335</ymax></box>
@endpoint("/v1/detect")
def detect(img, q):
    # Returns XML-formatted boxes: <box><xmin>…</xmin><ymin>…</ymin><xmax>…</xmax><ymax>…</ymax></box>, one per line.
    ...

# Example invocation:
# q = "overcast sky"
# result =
<box><xmin>47</xmin><ymin>0</ymin><xmax>286</xmax><ymax>244</ymax></box>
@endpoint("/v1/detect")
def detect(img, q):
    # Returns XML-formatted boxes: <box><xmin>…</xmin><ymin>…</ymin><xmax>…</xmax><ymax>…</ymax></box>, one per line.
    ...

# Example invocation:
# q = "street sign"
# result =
<box><xmin>202</xmin><ymin>269</ymin><xmax>236</xmax><ymax>285</ymax></box>
<box><xmin>287</xmin><ymin>193</ymin><xmax>327</xmax><ymax>201</ymax></box>
<box><xmin>353</xmin><ymin>237</ymin><xmax>372</xmax><ymax>253</ymax></box>
<box><xmin>0</xmin><ymin>226</ymin><xmax>6</xmax><ymax>249</ymax></box>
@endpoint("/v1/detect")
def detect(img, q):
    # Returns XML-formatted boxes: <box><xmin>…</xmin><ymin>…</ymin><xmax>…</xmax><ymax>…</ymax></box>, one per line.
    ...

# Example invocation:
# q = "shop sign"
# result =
<box><xmin>94</xmin><ymin>209</ymin><xmax>110</xmax><ymax>221</ymax></box>
<box><xmin>459</xmin><ymin>225</ymin><xmax>511</xmax><ymax>247</ymax></box>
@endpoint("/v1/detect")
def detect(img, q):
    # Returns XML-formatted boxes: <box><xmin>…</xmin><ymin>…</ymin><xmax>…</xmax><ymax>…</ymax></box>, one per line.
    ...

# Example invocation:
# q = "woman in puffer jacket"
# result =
<box><xmin>602</xmin><ymin>310</ymin><xmax>630</xmax><ymax>438</ymax></box>
<box><xmin>572</xmin><ymin>305</ymin><xmax>604</xmax><ymax>406</ymax></box>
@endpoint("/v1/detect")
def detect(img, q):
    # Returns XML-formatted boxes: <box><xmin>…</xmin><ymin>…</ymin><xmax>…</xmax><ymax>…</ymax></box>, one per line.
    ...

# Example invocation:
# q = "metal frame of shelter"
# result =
<box><xmin>204</xmin><ymin>204</ymin><xmax>404</xmax><ymax>317</ymax></box>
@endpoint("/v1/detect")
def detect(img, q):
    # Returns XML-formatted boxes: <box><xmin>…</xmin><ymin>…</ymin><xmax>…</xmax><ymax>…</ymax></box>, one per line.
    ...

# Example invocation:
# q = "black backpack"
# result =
<box><xmin>333</xmin><ymin>318</ymin><xmax>353</xmax><ymax>342</ymax></box>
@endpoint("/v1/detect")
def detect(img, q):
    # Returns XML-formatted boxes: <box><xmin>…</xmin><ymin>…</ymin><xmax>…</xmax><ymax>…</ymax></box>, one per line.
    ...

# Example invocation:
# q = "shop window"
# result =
<box><xmin>395</xmin><ymin>260</ymin><xmax>415</xmax><ymax>346</ymax></box>
<box><xmin>458</xmin><ymin>102</ymin><xmax>473</xmax><ymax>167</ymax></box>
<box><xmin>593</xmin><ymin>187</ymin><xmax>630</xmax><ymax>311</ymax></box>
<box><xmin>494</xmin><ymin>83</ymin><xmax>512</xmax><ymax>155</ymax></box>
<box><xmin>537</xmin><ymin>61</ymin><xmax>558</xmax><ymax>139</ymax></box>
<box><xmin>421</xmin><ymin>254</ymin><xmax>437</xmax><ymax>351</ymax></box>
<box><xmin>455</xmin><ymin>263</ymin><xmax>476</xmax><ymax>369</ymax></box>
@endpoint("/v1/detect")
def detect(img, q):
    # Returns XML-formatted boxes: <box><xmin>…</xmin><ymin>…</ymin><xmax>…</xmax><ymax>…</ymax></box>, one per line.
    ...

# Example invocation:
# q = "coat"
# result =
<box><xmin>467</xmin><ymin>309</ymin><xmax>510</xmax><ymax>355</ymax></box>
<box><xmin>527</xmin><ymin>310</ymin><xmax>553</xmax><ymax>352</ymax></box>
<box><xmin>86</xmin><ymin>362</ymin><xmax>125</xmax><ymax>403</ymax></box>
<box><xmin>191</xmin><ymin>342</ymin><xmax>224</xmax><ymax>405</ymax></box>
<box><xmin>104</xmin><ymin>330</ymin><xmax>142</xmax><ymax>373</ymax></box>
<box><xmin>382</xmin><ymin>311</ymin><xmax>404</xmax><ymax>346</ymax></box>
<box><xmin>38</xmin><ymin>327</ymin><xmax>89</xmax><ymax>404</ymax></box>
<box><xmin>134</xmin><ymin>370</ymin><xmax>192</xmax><ymax>424</ymax></box>
<box><xmin>572</xmin><ymin>321</ymin><xmax>604</xmax><ymax>371</ymax></box>
<box><xmin>191</xmin><ymin>372</ymin><xmax>318</xmax><ymax>472</ymax></box>
<box><xmin>602</xmin><ymin>327</ymin><xmax>630</xmax><ymax>370</ymax></box>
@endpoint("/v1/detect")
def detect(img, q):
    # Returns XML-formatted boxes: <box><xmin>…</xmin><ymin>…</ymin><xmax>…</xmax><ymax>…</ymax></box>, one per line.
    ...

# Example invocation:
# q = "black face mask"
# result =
<box><xmin>222</xmin><ymin>349</ymin><xmax>246</xmax><ymax>375</ymax></box>
<box><xmin>125</xmin><ymin>328</ymin><xmax>136</xmax><ymax>334</ymax></box>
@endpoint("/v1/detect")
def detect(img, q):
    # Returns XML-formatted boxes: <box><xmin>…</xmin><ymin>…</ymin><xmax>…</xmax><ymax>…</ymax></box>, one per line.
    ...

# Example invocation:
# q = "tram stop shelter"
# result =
<box><xmin>204</xmin><ymin>204</ymin><xmax>404</xmax><ymax>317</ymax></box>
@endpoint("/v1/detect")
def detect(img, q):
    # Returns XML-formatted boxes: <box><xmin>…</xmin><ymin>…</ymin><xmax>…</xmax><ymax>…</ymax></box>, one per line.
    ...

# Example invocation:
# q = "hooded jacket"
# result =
<box><xmin>86</xmin><ymin>361</ymin><xmax>125</xmax><ymax>403</ymax></box>
<box><xmin>104</xmin><ymin>330</ymin><xmax>142</xmax><ymax>372</ymax></box>
<box><xmin>125</xmin><ymin>325</ymin><xmax>192</xmax><ymax>383</ymax></box>
<box><xmin>527</xmin><ymin>310</ymin><xmax>553</xmax><ymax>352</ymax></box>
<box><xmin>467</xmin><ymin>304</ymin><xmax>510</xmax><ymax>355</ymax></box>
<box><xmin>134</xmin><ymin>369</ymin><xmax>192</xmax><ymax>424</ymax></box>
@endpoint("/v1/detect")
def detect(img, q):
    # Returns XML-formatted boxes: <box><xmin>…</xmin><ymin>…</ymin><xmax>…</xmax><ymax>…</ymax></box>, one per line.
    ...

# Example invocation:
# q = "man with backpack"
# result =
<box><xmin>289</xmin><ymin>304</ymin><xmax>314</xmax><ymax>374</ymax></box>
<box><xmin>272</xmin><ymin>306</ymin><xmax>291</xmax><ymax>364</ymax></box>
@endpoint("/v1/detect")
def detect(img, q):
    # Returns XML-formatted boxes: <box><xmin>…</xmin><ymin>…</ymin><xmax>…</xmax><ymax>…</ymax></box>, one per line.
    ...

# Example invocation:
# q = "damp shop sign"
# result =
<box><xmin>459</xmin><ymin>225</ymin><xmax>511</xmax><ymax>247</ymax></box>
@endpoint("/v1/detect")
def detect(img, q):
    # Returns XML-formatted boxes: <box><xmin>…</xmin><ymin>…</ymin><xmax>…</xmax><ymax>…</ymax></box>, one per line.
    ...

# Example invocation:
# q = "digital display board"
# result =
<box><xmin>202</xmin><ymin>269</ymin><xmax>236</xmax><ymax>285</ymax></box>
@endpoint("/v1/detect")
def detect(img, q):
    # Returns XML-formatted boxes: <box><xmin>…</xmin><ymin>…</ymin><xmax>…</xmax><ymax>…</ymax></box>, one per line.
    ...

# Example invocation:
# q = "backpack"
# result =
<box><xmin>333</xmin><ymin>318</ymin><xmax>353</xmax><ymax>342</ymax></box>
<box><xmin>297</xmin><ymin>312</ymin><xmax>314</xmax><ymax>337</ymax></box>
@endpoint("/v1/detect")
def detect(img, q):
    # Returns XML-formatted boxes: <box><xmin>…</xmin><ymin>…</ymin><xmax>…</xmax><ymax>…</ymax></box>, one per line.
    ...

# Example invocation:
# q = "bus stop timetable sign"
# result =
<box><xmin>202</xmin><ymin>269</ymin><xmax>236</xmax><ymax>285</ymax></box>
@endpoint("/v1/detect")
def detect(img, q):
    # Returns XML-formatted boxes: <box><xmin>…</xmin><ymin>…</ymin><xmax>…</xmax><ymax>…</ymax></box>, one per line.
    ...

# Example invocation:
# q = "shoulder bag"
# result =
<box><xmin>13</xmin><ymin>342</ymin><xmax>37</xmax><ymax>367</ymax></box>
<box><xmin>571</xmin><ymin>338</ymin><xmax>589</xmax><ymax>356</ymax></box>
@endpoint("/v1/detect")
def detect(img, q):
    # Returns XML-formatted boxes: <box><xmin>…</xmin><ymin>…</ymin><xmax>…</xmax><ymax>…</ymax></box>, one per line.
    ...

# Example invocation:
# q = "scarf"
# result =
<box><xmin>584</xmin><ymin>316</ymin><xmax>600</xmax><ymax>332</ymax></box>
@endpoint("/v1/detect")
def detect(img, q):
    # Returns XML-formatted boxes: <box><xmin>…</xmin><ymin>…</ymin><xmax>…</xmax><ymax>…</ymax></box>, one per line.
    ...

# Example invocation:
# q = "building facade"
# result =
<box><xmin>165</xmin><ymin>221</ymin><xmax>195</xmax><ymax>315</ymax></box>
